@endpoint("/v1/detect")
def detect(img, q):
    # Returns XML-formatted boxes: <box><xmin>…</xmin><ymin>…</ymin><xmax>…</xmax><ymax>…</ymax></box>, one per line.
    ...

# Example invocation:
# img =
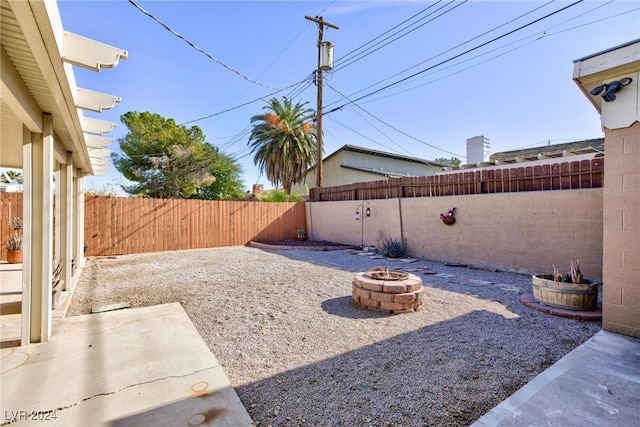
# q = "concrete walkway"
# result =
<box><xmin>473</xmin><ymin>329</ymin><xmax>640</xmax><ymax>427</ymax></box>
<box><xmin>1</xmin><ymin>300</ymin><xmax>253</xmax><ymax>426</ymax></box>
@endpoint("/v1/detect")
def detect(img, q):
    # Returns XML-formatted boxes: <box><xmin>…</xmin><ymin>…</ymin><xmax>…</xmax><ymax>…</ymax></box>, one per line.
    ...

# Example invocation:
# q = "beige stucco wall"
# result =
<box><xmin>307</xmin><ymin>189</ymin><xmax>603</xmax><ymax>280</ymax></box>
<box><xmin>602</xmin><ymin>123</ymin><xmax>640</xmax><ymax>337</ymax></box>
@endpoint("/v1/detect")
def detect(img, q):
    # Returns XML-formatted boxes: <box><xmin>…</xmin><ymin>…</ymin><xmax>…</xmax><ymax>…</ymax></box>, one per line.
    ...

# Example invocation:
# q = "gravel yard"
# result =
<box><xmin>67</xmin><ymin>245</ymin><xmax>601</xmax><ymax>426</ymax></box>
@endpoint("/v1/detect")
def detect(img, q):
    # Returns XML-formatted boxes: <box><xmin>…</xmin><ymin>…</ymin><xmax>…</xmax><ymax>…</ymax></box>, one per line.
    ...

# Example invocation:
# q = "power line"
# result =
<box><xmin>127</xmin><ymin>0</ymin><xmax>283</xmax><ymax>90</ymax></box>
<box><xmin>180</xmin><ymin>1</ymin><xmax>334</xmax><ymax>126</ymax></box>
<box><xmin>329</xmin><ymin>82</ymin><xmax>464</xmax><ymax>158</ymax></box>
<box><xmin>223</xmin><ymin>2</ymin><xmax>335</xmax><ymax>107</ymax></box>
<box><xmin>320</xmin><ymin>1</ymin><xmax>603</xmax><ymax>159</ymax></box>
<box><xmin>359</xmin><ymin>1</ymin><xmax>628</xmax><ymax>104</ymax></box>
<box><xmin>324</xmin><ymin>0</ymin><xmax>584</xmax><ymax>115</ymax></box>
<box><xmin>338</xmin><ymin>0</ymin><xmax>554</xmax><ymax>95</ymax></box>
<box><xmin>333</xmin><ymin>1</ymin><xmax>443</xmax><ymax>67</ymax></box>
<box><xmin>325</xmin><ymin>83</ymin><xmax>416</xmax><ymax>157</ymax></box>
<box><xmin>326</xmin><ymin>116</ymin><xmax>404</xmax><ymax>155</ymax></box>
<box><xmin>210</xmin><ymin>1</ymin><xmax>590</xmax><ymax>162</ymax></box>
<box><xmin>332</xmin><ymin>1</ymin><xmax>467</xmax><ymax>73</ymax></box>
<box><xmin>179</xmin><ymin>76</ymin><xmax>312</xmax><ymax>126</ymax></box>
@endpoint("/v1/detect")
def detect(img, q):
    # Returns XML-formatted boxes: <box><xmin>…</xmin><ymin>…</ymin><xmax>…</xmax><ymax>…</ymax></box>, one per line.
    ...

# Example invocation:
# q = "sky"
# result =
<box><xmin>55</xmin><ymin>0</ymin><xmax>640</xmax><ymax>194</ymax></box>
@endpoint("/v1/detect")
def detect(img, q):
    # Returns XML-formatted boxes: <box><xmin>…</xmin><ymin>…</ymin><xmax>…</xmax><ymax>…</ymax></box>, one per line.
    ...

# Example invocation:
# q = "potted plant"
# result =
<box><xmin>5</xmin><ymin>216</ymin><xmax>23</xmax><ymax>264</ymax></box>
<box><xmin>440</xmin><ymin>207</ymin><xmax>456</xmax><ymax>225</ymax></box>
<box><xmin>296</xmin><ymin>229</ymin><xmax>308</xmax><ymax>241</ymax></box>
<box><xmin>532</xmin><ymin>260</ymin><xmax>599</xmax><ymax>311</ymax></box>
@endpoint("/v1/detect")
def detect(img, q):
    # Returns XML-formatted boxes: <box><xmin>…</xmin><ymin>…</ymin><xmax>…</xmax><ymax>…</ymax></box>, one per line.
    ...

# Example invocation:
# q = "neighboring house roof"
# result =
<box><xmin>490</xmin><ymin>138</ymin><xmax>604</xmax><ymax>162</ymax></box>
<box><xmin>325</xmin><ymin>144</ymin><xmax>448</xmax><ymax>168</ymax></box>
<box><xmin>292</xmin><ymin>144</ymin><xmax>447</xmax><ymax>192</ymax></box>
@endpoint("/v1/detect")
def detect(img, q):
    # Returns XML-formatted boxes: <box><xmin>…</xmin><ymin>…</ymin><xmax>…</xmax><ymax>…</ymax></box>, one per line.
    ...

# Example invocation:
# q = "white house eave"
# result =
<box><xmin>4</xmin><ymin>1</ymin><xmax>126</xmax><ymax>174</ymax></box>
<box><xmin>76</xmin><ymin>88</ymin><xmax>121</xmax><ymax>113</ymax></box>
<box><xmin>88</xmin><ymin>148</ymin><xmax>112</xmax><ymax>158</ymax></box>
<box><xmin>82</xmin><ymin>116</ymin><xmax>117</xmax><ymax>135</ymax></box>
<box><xmin>85</xmin><ymin>134</ymin><xmax>114</xmax><ymax>148</ymax></box>
<box><xmin>62</xmin><ymin>31</ymin><xmax>128</xmax><ymax>72</ymax></box>
<box><xmin>573</xmin><ymin>39</ymin><xmax>640</xmax><ymax>113</ymax></box>
<box><xmin>1</xmin><ymin>47</ymin><xmax>42</xmax><ymax>133</ymax></box>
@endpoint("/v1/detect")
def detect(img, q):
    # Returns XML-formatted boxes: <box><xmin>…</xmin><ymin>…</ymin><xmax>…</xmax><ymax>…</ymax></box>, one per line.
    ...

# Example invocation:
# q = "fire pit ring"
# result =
<box><xmin>352</xmin><ymin>267</ymin><xmax>425</xmax><ymax>314</ymax></box>
<box><xmin>364</xmin><ymin>268</ymin><xmax>409</xmax><ymax>281</ymax></box>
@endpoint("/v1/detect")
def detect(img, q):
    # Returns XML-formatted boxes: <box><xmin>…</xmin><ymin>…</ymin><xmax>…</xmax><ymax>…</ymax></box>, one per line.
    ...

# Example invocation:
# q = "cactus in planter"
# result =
<box><xmin>571</xmin><ymin>259</ymin><xmax>584</xmax><ymax>284</ymax></box>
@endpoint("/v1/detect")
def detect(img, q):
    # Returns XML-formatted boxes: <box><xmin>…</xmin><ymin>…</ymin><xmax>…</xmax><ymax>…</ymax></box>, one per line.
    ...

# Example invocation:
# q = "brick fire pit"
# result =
<box><xmin>352</xmin><ymin>268</ymin><xmax>425</xmax><ymax>313</ymax></box>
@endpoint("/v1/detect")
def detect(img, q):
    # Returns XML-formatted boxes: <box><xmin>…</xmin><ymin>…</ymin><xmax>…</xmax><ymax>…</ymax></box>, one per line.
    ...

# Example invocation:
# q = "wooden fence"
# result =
<box><xmin>310</xmin><ymin>158</ymin><xmax>604</xmax><ymax>201</ymax></box>
<box><xmin>0</xmin><ymin>192</ymin><xmax>23</xmax><ymax>261</ymax></box>
<box><xmin>84</xmin><ymin>196</ymin><xmax>306</xmax><ymax>256</ymax></box>
<box><xmin>0</xmin><ymin>193</ymin><xmax>306</xmax><ymax>259</ymax></box>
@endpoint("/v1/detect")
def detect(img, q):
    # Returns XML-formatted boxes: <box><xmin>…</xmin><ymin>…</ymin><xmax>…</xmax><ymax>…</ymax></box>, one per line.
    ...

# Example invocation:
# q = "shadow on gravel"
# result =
<box><xmin>235</xmin><ymin>309</ymin><xmax>599</xmax><ymax>427</ymax></box>
<box><xmin>320</xmin><ymin>296</ymin><xmax>389</xmax><ymax>319</ymax></box>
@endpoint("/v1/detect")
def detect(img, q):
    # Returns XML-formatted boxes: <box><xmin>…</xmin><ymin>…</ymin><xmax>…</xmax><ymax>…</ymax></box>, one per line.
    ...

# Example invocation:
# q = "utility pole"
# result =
<box><xmin>305</xmin><ymin>15</ymin><xmax>338</xmax><ymax>188</ymax></box>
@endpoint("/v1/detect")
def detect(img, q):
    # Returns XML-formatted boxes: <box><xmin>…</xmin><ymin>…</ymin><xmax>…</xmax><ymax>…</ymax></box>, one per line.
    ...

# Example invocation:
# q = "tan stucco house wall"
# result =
<box><xmin>574</xmin><ymin>39</ymin><xmax>640</xmax><ymax>337</ymax></box>
<box><xmin>292</xmin><ymin>145</ymin><xmax>445</xmax><ymax>193</ymax></box>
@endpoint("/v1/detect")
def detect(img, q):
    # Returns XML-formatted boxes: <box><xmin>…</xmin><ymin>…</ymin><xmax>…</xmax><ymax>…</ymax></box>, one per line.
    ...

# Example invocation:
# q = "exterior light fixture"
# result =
<box><xmin>355</xmin><ymin>200</ymin><xmax>369</xmax><ymax>248</ymax></box>
<box><xmin>590</xmin><ymin>77</ymin><xmax>633</xmax><ymax>102</ymax></box>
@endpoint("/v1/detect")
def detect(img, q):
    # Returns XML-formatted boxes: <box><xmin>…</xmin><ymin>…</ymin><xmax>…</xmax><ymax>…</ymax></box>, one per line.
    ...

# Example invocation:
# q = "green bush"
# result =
<box><xmin>379</xmin><ymin>237</ymin><xmax>405</xmax><ymax>258</ymax></box>
<box><xmin>258</xmin><ymin>190</ymin><xmax>305</xmax><ymax>203</ymax></box>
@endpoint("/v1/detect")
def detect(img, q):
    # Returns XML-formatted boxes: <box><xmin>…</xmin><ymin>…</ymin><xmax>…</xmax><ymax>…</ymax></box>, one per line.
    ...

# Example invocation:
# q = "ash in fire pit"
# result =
<box><xmin>364</xmin><ymin>268</ymin><xmax>409</xmax><ymax>281</ymax></box>
<box><xmin>352</xmin><ymin>267</ymin><xmax>425</xmax><ymax>314</ymax></box>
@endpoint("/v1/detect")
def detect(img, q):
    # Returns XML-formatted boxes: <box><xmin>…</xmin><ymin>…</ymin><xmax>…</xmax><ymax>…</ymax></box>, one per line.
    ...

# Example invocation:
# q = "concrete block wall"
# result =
<box><xmin>307</xmin><ymin>188</ymin><xmax>603</xmax><ymax>280</ymax></box>
<box><xmin>307</xmin><ymin>199</ymin><xmax>403</xmax><ymax>248</ymax></box>
<box><xmin>602</xmin><ymin>123</ymin><xmax>640</xmax><ymax>337</ymax></box>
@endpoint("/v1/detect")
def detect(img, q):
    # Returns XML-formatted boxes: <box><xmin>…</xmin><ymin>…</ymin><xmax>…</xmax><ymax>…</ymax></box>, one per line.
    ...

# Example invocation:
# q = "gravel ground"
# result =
<box><xmin>67</xmin><ymin>245</ymin><xmax>601</xmax><ymax>427</ymax></box>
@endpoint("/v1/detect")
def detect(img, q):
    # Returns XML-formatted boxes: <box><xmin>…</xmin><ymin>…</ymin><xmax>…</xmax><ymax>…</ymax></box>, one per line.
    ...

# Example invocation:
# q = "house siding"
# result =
<box><xmin>292</xmin><ymin>149</ymin><xmax>442</xmax><ymax>193</ymax></box>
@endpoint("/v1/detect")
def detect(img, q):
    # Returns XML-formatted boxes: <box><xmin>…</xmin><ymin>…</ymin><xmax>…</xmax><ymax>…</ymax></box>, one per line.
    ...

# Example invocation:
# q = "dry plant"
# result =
<box><xmin>552</xmin><ymin>260</ymin><xmax>584</xmax><ymax>284</ymax></box>
<box><xmin>552</xmin><ymin>265</ymin><xmax>563</xmax><ymax>282</ymax></box>
<box><xmin>571</xmin><ymin>259</ymin><xmax>584</xmax><ymax>284</ymax></box>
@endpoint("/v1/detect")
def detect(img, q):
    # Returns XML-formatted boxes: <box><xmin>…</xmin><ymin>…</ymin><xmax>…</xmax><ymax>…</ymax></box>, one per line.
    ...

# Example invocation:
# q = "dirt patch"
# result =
<box><xmin>250</xmin><ymin>240</ymin><xmax>359</xmax><ymax>251</ymax></box>
<box><xmin>259</xmin><ymin>240</ymin><xmax>358</xmax><ymax>248</ymax></box>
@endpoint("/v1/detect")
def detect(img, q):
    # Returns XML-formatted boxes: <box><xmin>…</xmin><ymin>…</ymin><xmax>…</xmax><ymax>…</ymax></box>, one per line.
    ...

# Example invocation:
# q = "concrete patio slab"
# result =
<box><xmin>0</xmin><ymin>303</ymin><xmax>253</xmax><ymax>426</ymax></box>
<box><xmin>472</xmin><ymin>330</ymin><xmax>640</xmax><ymax>427</ymax></box>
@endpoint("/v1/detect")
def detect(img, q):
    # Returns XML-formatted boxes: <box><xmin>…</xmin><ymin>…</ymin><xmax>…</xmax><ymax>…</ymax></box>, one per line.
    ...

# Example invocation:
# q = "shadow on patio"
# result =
<box><xmin>0</xmin><ymin>262</ymin><xmax>252</xmax><ymax>426</ymax></box>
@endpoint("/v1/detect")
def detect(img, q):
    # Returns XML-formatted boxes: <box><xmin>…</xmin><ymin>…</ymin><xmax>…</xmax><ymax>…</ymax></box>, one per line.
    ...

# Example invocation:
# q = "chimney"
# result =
<box><xmin>466</xmin><ymin>135</ymin><xmax>490</xmax><ymax>164</ymax></box>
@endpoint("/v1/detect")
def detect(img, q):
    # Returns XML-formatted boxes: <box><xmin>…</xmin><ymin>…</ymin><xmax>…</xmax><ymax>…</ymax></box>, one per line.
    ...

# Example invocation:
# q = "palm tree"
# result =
<box><xmin>248</xmin><ymin>97</ymin><xmax>317</xmax><ymax>194</ymax></box>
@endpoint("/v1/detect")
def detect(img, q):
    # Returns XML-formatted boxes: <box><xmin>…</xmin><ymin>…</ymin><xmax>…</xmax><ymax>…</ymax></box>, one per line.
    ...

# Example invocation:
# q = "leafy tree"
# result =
<box><xmin>113</xmin><ymin>111</ymin><xmax>219</xmax><ymax>198</ymax></box>
<box><xmin>247</xmin><ymin>97</ymin><xmax>317</xmax><ymax>195</ymax></box>
<box><xmin>434</xmin><ymin>157</ymin><xmax>462</xmax><ymax>167</ymax></box>
<box><xmin>193</xmin><ymin>148</ymin><xmax>245</xmax><ymax>200</ymax></box>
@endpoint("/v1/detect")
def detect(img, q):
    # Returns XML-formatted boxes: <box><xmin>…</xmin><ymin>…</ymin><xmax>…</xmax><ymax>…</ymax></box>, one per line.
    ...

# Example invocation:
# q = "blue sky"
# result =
<box><xmin>57</xmin><ymin>1</ymin><xmax>640</xmax><ymax>194</ymax></box>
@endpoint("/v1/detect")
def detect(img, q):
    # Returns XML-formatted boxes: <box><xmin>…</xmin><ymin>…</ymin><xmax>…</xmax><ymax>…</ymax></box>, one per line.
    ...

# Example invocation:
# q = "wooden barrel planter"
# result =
<box><xmin>532</xmin><ymin>275</ymin><xmax>598</xmax><ymax>311</ymax></box>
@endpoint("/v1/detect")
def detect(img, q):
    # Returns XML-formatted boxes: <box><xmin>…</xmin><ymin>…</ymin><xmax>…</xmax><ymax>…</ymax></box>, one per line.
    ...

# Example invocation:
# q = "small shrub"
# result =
<box><xmin>379</xmin><ymin>237</ymin><xmax>405</xmax><ymax>259</ymax></box>
<box><xmin>258</xmin><ymin>190</ymin><xmax>305</xmax><ymax>203</ymax></box>
<box><xmin>6</xmin><ymin>234</ymin><xmax>22</xmax><ymax>251</ymax></box>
